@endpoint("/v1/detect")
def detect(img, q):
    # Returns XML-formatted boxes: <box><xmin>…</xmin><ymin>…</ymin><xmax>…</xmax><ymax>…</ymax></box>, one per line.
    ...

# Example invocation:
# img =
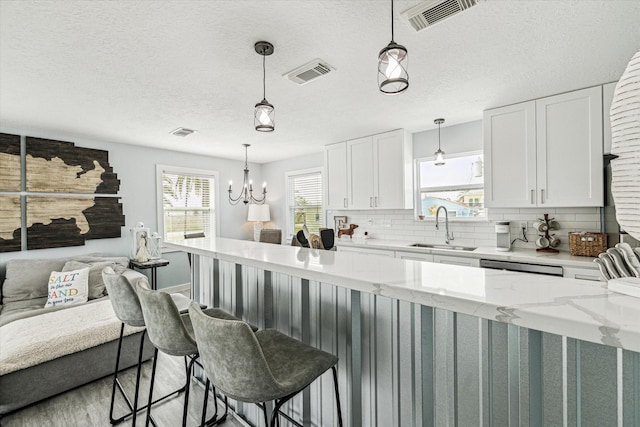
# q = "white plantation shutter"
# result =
<box><xmin>286</xmin><ymin>169</ymin><xmax>323</xmax><ymax>236</ymax></box>
<box><xmin>159</xmin><ymin>168</ymin><xmax>216</xmax><ymax>240</ymax></box>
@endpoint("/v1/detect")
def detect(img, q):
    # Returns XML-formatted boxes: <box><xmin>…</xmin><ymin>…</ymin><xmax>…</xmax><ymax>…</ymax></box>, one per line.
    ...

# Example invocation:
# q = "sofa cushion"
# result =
<box><xmin>44</xmin><ymin>267</ymin><xmax>89</xmax><ymax>308</ymax></box>
<box><xmin>73</xmin><ymin>255</ymin><xmax>129</xmax><ymax>272</ymax></box>
<box><xmin>62</xmin><ymin>260</ymin><xmax>117</xmax><ymax>300</ymax></box>
<box><xmin>1</xmin><ymin>258</ymin><xmax>71</xmax><ymax>304</ymax></box>
<box><xmin>1</xmin><ymin>255</ymin><xmax>130</xmax><ymax>304</ymax></box>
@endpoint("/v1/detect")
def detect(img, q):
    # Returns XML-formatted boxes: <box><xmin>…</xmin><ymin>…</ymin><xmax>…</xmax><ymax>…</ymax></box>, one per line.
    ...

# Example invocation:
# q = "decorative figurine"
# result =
<box><xmin>338</xmin><ymin>224</ymin><xmax>359</xmax><ymax>239</ymax></box>
<box><xmin>135</xmin><ymin>233</ymin><xmax>149</xmax><ymax>262</ymax></box>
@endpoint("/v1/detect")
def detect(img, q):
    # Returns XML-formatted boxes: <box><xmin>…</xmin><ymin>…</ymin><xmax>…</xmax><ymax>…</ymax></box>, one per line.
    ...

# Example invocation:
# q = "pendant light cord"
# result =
<box><xmin>438</xmin><ymin>121</ymin><xmax>441</xmax><ymax>150</ymax></box>
<box><xmin>262</xmin><ymin>50</ymin><xmax>266</xmax><ymax>100</ymax></box>
<box><xmin>390</xmin><ymin>0</ymin><xmax>395</xmax><ymax>42</ymax></box>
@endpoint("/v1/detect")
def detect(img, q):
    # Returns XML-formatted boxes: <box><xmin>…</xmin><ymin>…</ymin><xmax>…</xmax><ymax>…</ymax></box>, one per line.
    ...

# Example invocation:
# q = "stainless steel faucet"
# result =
<box><xmin>435</xmin><ymin>206</ymin><xmax>454</xmax><ymax>244</ymax></box>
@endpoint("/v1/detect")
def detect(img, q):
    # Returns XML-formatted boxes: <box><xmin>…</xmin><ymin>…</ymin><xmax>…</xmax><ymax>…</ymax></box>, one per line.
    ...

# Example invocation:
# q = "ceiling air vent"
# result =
<box><xmin>402</xmin><ymin>0</ymin><xmax>478</xmax><ymax>32</ymax></box>
<box><xmin>170</xmin><ymin>127</ymin><xmax>196</xmax><ymax>137</ymax></box>
<box><xmin>284</xmin><ymin>59</ymin><xmax>335</xmax><ymax>85</ymax></box>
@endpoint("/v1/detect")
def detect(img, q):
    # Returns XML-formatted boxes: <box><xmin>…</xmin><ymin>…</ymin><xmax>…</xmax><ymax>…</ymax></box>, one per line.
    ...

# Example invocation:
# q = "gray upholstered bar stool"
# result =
<box><xmin>188</xmin><ymin>303</ymin><xmax>343</xmax><ymax>427</ymax></box>
<box><xmin>103</xmin><ymin>267</ymin><xmax>193</xmax><ymax>426</ymax></box>
<box><xmin>137</xmin><ymin>286</ymin><xmax>256</xmax><ymax>427</ymax></box>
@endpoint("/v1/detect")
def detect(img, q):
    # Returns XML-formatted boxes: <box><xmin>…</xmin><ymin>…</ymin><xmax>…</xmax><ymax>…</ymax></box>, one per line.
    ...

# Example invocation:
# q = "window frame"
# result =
<box><xmin>285</xmin><ymin>167</ymin><xmax>324</xmax><ymax>238</ymax></box>
<box><xmin>414</xmin><ymin>150</ymin><xmax>487</xmax><ymax>222</ymax></box>
<box><xmin>156</xmin><ymin>165</ymin><xmax>220</xmax><ymax>246</ymax></box>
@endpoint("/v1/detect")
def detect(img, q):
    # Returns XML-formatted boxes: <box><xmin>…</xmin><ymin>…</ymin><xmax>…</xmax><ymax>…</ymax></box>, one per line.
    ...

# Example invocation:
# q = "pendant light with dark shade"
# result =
<box><xmin>378</xmin><ymin>0</ymin><xmax>408</xmax><ymax>94</ymax></box>
<box><xmin>434</xmin><ymin>118</ymin><xmax>445</xmax><ymax>166</ymax></box>
<box><xmin>254</xmin><ymin>41</ymin><xmax>275</xmax><ymax>132</ymax></box>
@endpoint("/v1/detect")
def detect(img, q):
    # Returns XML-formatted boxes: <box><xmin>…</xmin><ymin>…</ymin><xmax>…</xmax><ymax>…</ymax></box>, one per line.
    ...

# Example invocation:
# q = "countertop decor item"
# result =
<box><xmin>610</xmin><ymin>49</ymin><xmax>640</xmax><ymax>241</ymax></box>
<box><xmin>338</xmin><ymin>224</ymin><xmax>359</xmax><ymax>238</ymax></box>
<box><xmin>535</xmin><ymin>213</ymin><xmax>559</xmax><ymax>253</ymax></box>
<box><xmin>334</xmin><ymin>216</ymin><xmax>347</xmax><ymax>234</ymax></box>
<box><xmin>254</xmin><ymin>41</ymin><xmax>275</xmax><ymax>132</ymax></box>
<box><xmin>434</xmin><ymin>118</ymin><xmax>446</xmax><ymax>166</ymax></box>
<box><xmin>378</xmin><ymin>0</ymin><xmax>408</xmax><ymax>94</ymax></box>
<box><xmin>569</xmin><ymin>232</ymin><xmax>607</xmax><ymax>257</ymax></box>
<box><xmin>228</xmin><ymin>144</ymin><xmax>266</xmax><ymax>205</ymax></box>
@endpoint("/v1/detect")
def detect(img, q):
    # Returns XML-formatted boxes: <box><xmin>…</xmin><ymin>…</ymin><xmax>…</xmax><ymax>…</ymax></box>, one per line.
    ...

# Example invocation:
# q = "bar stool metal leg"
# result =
<box><xmin>332</xmin><ymin>366</ymin><xmax>344</xmax><ymax>427</ymax></box>
<box><xmin>109</xmin><ymin>325</ymin><xmax>148</xmax><ymax>425</ymax></box>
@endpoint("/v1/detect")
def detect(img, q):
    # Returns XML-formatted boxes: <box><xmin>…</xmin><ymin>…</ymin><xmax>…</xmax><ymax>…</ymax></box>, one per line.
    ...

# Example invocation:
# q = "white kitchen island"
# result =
<box><xmin>166</xmin><ymin>237</ymin><xmax>640</xmax><ymax>427</ymax></box>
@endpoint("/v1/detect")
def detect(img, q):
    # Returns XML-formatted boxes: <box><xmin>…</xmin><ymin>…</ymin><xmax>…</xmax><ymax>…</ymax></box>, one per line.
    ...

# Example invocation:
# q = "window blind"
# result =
<box><xmin>287</xmin><ymin>171</ymin><xmax>323</xmax><ymax>235</ymax></box>
<box><xmin>161</xmin><ymin>171</ymin><xmax>216</xmax><ymax>240</ymax></box>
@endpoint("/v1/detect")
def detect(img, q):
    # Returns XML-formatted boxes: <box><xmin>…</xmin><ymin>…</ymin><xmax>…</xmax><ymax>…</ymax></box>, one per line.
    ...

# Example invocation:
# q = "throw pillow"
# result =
<box><xmin>44</xmin><ymin>267</ymin><xmax>90</xmax><ymax>308</ymax></box>
<box><xmin>62</xmin><ymin>260</ymin><xmax>115</xmax><ymax>299</ymax></box>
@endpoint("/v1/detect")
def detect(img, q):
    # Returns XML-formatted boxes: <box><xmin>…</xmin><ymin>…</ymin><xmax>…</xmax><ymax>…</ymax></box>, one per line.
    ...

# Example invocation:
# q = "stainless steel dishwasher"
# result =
<box><xmin>479</xmin><ymin>259</ymin><xmax>563</xmax><ymax>276</ymax></box>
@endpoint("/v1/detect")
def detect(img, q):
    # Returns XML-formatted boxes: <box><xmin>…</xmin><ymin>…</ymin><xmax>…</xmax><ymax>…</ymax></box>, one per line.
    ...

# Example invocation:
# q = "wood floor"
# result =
<box><xmin>0</xmin><ymin>352</ymin><xmax>245</xmax><ymax>427</ymax></box>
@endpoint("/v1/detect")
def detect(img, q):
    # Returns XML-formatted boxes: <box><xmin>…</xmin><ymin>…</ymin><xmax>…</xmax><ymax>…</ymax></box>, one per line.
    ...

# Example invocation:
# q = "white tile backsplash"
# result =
<box><xmin>329</xmin><ymin>207</ymin><xmax>602</xmax><ymax>252</ymax></box>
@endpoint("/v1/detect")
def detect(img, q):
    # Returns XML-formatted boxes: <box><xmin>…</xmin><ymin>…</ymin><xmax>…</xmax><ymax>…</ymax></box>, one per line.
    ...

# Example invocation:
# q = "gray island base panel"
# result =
<box><xmin>166</xmin><ymin>238</ymin><xmax>640</xmax><ymax>427</ymax></box>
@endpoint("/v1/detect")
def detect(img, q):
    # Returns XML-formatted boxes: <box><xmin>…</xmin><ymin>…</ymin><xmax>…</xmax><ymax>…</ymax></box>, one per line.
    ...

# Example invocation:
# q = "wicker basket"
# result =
<box><xmin>568</xmin><ymin>232</ymin><xmax>607</xmax><ymax>257</ymax></box>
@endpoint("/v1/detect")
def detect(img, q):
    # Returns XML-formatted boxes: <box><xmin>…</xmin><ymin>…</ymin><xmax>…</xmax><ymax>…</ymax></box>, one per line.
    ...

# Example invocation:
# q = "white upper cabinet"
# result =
<box><xmin>484</xmin><ymin>101</ymin><xmax>537</xmax><ymax>207</ymax></box>
<box><xmin>372</xmin><ymin>130</ymin><xmax>413</xmax><ymax>209</ymax></box>
<box><xmin>536</xmin><ymin>87</ymin><xmax>603</xmax><ymax>206</ymax></box>
<box><xmin>602</xmin><ymin>82</ymin><xmax>617</xmax><ymax>155</ymax></box>
<box><xmin>324</xmin><ymin>142</ymin><xmax>348</xmax><ymax>209</ymax></box>
<box><xmin>347</xmin><ymin>135</ymin><xmax>375</xmax><ymax>209</ymax></box>
<box><xmin>327</xmin><ymin>129</ymin><xmax>413</xmax><ymax>210</ymax></box>
<box><xmin>484</xmin><ymin>86</ymin><xmax>604</xmax><ymax>207</ymax></box>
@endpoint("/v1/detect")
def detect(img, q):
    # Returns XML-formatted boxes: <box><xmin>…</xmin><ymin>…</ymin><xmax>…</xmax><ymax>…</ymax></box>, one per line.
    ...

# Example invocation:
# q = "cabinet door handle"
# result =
<box><xmin>531</xmin><ymin>190</ymin><xmax>535</xmax><ymax>205</ymax></box>
<box><xmin>541</xmin><ymin>189</ymin><xmax>545</xmax><ymax>204</ymax></box>
<box><xmin>374</xmin><ymin>196</ymin><xmax>378</xmax><ymax>207</ymax></box>
<box><xmin>575</xmin><ymin>274</ymin><xmax>601</xmax><ymax>281</ymax></box>
<box><xmin>344</xmin><ymin>198</ymin><xmax>347</xmax><ymax>208</ymax></box>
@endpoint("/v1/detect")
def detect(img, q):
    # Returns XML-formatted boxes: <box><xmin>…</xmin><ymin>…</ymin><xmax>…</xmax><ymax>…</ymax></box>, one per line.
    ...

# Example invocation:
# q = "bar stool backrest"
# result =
<box><xmin>188</xmin><ymin>303</ymin><xmax>282</xmax><ymax>403</ymax></box>
<box><xmin>137</xmin><ymin>286</ymin><xmax>198</xmax><ymax>357</ymax></box>
<box><xmin>259</xmin><ymin>229</ymin><xmax>282</xmax><ymax>245</ymax></box>
<box><xmin>102</xmin><ymin>266</ymin><xmax>145</xmax><ymax>327</ymax></box>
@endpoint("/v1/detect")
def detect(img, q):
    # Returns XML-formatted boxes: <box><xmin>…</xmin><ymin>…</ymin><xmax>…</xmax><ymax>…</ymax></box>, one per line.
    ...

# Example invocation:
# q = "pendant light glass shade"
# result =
<box><xmin>378</xmin><ymin>0</ymin><xmax>408</xmax><ymax>94</ymax></box>
<box><xmin>378</xmin><ymin>42</ymin><xmax>409</xmax><ymax>94</ymax></box>
<box><xmin>434</xmin><ymin>118</ymin><xmax>445</xmax><ymax>166</ymax></box>
<box><xmin>254</xmin><ymin>41</ymin><xmax>275</xmax><ymax>132</ymax></box>
<box><xmin>254</xmin><ymin>99</ymin><xmax>274</xmax><ymax>132</ymax></box>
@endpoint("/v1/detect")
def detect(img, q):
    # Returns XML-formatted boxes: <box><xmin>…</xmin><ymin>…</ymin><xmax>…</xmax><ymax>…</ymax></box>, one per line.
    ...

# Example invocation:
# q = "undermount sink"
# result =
<box><xmin>409</xmin><ymin>243</ymin><xmax>477</xmax><ymax>252</ymax></box>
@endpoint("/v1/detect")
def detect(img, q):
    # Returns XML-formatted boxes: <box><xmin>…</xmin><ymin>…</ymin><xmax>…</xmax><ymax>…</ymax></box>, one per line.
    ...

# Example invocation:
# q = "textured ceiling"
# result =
<box><xmin>1</xmin><ymin>0</ymin><xmax>639</xmax><ymax>163</ymax></box>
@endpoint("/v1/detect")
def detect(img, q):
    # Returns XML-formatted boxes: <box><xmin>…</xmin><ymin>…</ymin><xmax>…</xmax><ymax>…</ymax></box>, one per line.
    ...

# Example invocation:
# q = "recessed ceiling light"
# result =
<box><xmin>170</xmin><ymin>127</ymin><xmax>197</xmax><ymax>137</ymax></box>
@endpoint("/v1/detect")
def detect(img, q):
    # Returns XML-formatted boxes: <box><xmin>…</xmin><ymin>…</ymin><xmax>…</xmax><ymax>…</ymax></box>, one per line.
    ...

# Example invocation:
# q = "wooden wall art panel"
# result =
<box><xmin>26</xmin><ymin>196</ymin><xmax>125</xmax><ymax>250</ymax></box>
<box><xmin>0</xmin><ymin>133</ymin><xmax>21</xmax><ymax>191</ymax></box>
<box><xmin>25</xmin><ymin>137</ymin><xmax>120</xmax><ymax>194</ymax></box>
<box><xmin>0</xmin><ymin>195</ymin><xmax>22</xmax><ymax>252</ymax></box>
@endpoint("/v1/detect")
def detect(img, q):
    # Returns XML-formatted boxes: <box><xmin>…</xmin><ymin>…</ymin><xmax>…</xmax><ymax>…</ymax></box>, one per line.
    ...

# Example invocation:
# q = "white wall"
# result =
<box><xmin>0</xmin><ymin>127</ymin><xmax>263</xmax><ymax>288</ymax></box>
<box><xmin>261</xmin><ymin>152</ymin><xmax>324</xmax><ymax>241</ymax></box>
<box><xmin>413</xmin><ymin>120</ymin><xmax>483</xmax><ymax>158</ymax></box>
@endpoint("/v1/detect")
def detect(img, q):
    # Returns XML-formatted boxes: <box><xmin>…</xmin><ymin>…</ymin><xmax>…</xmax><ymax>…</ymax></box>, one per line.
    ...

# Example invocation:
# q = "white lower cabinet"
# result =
<box><xmin>432</xmin><ymin>254</ymin><xmax>480</xmax><ymax>268</ymax></box>
<box><xmin>395</xmin><ymin>251</ymin><xmax>434</xmax><ymax>262</ymax></box>
<box><xmin>337</xmin><ymin>246</ymin><xmax>395</xmax><ymax>257</ymax></box>
<box><xmin>563</xmin><ymin>266</ymin><xmax>604</xmax><ymax>282</ymax></box>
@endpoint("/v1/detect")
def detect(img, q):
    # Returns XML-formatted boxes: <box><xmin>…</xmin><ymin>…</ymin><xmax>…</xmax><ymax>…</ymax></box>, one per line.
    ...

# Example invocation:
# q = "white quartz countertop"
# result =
<box><xmin>335</xmin><ymin>238</ymin><xmax>599</xmax><ymax>268</ymax></box>
<box><xmin>166</xmin><ymin>238</ymin><xmax>640</xmax><ymax>352</ymax></box>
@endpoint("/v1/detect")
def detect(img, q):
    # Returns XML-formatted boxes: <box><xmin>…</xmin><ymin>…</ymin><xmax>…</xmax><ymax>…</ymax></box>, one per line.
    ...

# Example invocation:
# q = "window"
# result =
<box><xmin>416</xmin><ymin>152</ymin><xmax>485</xmax><ymax>219</ymax></box>
<box><xmin>156</xmin><ymin>165</ymin><xmax>218</xmax><ymax>241</ymax></box>
<box><xmin>286</xmin><ymin>168</ymin><xmax>323</xmax><ymax>236</ymax></box>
